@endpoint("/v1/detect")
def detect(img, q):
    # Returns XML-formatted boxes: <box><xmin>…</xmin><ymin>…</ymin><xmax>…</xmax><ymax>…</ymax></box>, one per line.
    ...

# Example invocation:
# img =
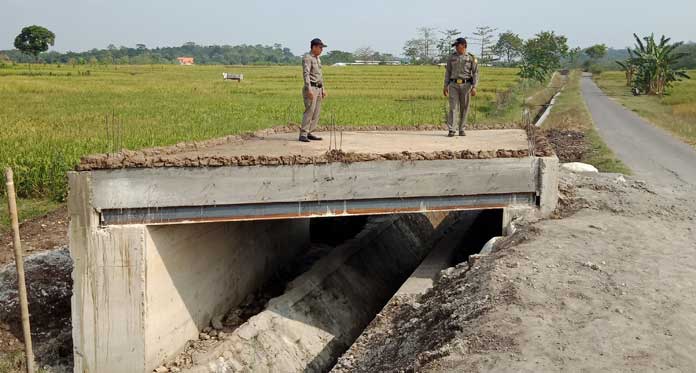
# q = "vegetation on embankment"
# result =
<box><xmin>542</xmin><ymin>70</ymin><xmax>630</xmax><ymax>174</ymax></box>
<box><xmin>595</xmin><ymin>71</ymin><xmax>696</xmax><ymax>148</ymax></box>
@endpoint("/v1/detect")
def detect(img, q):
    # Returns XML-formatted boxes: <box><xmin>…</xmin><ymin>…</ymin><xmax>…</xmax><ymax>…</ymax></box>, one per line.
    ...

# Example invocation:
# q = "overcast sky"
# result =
<box><xmin>1</xmin><ymin>0</ymin><xmax>694</xmax><ymax>55</ymax></box>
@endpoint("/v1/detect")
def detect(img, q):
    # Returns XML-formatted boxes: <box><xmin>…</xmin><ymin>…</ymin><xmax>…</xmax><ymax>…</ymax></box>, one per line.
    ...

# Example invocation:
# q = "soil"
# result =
<box><xmin>0</xmin><ymin>207</ymin><xmax>69</xmax><ymax>266</ymax></box>
<box><xmin>544</xmin><ymin>129</ymin><xmax>587</xmax><ymax>163</ymax></box>
<box><xmin>334</xmin><ymin>170</ymin><xmax>696</xmax><ymax>372</ymax></box>
<box><xmin>0</xmin><ymin>248</ymin><xmax>73</xmax><ymax>373</ymax></box>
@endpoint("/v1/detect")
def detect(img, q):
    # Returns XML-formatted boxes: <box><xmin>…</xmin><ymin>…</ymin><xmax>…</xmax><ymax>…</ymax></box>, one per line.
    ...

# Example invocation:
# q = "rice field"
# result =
<box><xmin>0</xmin><ymin>64</ymin><xmax>532</xmax><ymax>200</ymax></box>
<box><xmin>594</xmin><ymin>71</ymin><xmax>696</xmax><ymax>147</ymax></box>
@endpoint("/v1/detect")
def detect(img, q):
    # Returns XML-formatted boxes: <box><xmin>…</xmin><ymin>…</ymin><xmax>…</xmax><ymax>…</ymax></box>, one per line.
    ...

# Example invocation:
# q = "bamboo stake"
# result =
<box><xmin>4</xmin><ymin>168</ymin><xmax>35</xmax><ymax>373</ymax></box>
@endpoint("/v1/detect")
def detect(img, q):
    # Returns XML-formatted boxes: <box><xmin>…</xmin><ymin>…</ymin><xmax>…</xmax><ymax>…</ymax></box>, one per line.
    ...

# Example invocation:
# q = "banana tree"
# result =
<box><xmin>620</xmin><ymin>34</ymin><xmax>690</xmax><ymax>96</ymax></box>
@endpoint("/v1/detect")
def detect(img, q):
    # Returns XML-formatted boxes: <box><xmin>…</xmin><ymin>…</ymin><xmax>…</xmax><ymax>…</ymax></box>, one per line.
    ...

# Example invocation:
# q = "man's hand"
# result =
<box><xmin>322</xmin><ymin>89</ymin><xmax>327</xmax><ymax>99</ymax></box>
<box><xmin>443</xmin><ymin>87</ymin><xmax>449</xmax><ymax>97</ymax></box>
<box><xmin>471</xmin><ymin>87</ymin><xmax>477</xmax><ymax>97</ymax></box>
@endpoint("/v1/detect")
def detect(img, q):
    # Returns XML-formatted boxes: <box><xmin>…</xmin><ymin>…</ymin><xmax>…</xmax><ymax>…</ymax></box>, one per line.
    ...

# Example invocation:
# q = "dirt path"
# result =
<box><xmin>334</xmin><ymin>171</ymin><xmax>696</xmax><ymax>372</ymax></box>
<box><xmin>581</xmin><ymin>74</ymin><xmax>696</xmax><ymax>191</ymax></box>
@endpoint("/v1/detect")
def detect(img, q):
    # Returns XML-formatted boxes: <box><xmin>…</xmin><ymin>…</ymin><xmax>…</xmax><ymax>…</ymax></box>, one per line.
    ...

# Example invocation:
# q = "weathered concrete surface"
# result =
<box><xmin>77</xmin><ymin>128</ymin><xmax>555</xmax><ymax>170</ymax></box>
<box><xmin>538</xmin><ymin>156</ymin><xmax>560</xmax><ymax>216</ymax></box>
<box><xmin>68</xmin><ymin>173</ymin><xmax>310</xmax><ymax>373</ymax></box>
<box><xmin>395</xmin><ymin>211</ymin><xmax>480</xmax><ymax>296</ymax></box>
<box><xmin>90</xmin><ymin>157</ymin><xmax>539</xmax><ymax>210</ymax></box>
<box><xmin>185</xmin><ymin>214</ymin><xmax>441</xmax><ymax>373</ymax></box>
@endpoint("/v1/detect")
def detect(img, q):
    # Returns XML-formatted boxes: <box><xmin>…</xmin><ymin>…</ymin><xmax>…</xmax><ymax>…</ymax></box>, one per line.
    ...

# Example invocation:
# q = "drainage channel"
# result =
<box><xmin>165</xmin><ymin>211</ymin><xmax>501</xmax><ymax>373</ymax></box>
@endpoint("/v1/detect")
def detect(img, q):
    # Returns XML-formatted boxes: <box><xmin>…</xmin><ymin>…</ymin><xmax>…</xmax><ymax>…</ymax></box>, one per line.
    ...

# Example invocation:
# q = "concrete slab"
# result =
<box><xmin>77</xmin><ymin>129</ymin><xmax>543</xmax><ymax>170</ymax></box>
<box><xmin>176</xmin><ymin>130</ymin><xmax>529</xmax><ymax>158</ymax></box>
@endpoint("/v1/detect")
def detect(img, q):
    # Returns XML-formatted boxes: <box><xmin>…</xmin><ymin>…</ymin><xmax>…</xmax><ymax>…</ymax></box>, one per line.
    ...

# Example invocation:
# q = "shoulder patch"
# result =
<box><xmin>468</xmin><ymin>53</ymin><xmax>478</xmax><ymax>64</ymax></box>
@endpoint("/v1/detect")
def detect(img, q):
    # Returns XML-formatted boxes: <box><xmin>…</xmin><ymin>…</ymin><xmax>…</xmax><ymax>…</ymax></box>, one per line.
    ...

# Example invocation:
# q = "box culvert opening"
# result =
<box><xmin>172</xmin><ymin>211</ymin><xmax>504</xmax><ymax>372</ymax></box>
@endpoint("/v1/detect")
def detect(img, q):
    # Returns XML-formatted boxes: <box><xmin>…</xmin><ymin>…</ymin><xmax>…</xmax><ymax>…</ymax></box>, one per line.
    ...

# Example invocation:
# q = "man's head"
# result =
<box><xmin>310</xmin><ymin>38</ymin><xmax>327</xmax><ymax>56</ymax></box>
<box><xmin>452</xmin><ymin>37</ymin><xmax>467</xmax><ymax>55</ymax></box>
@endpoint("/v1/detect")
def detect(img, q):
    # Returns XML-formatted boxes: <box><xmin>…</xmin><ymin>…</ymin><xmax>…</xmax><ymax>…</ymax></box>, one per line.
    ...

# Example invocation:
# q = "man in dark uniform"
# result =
<box><xmin>300</xmin><ymin>38</ymin><xmax>328</xmax><ymax>142</ymax></box>
<box><xmin>443</xmin><ymin>37</ymin><xmax>479</xmax><ymax>137</ymax></box>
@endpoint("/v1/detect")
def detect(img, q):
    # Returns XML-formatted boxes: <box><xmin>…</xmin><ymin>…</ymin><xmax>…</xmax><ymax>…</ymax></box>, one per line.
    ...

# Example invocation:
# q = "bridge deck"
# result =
<box><xmin>71</xmin><ymin>129</ymin><xmax>556</xmax><ymax>225</ymax></box>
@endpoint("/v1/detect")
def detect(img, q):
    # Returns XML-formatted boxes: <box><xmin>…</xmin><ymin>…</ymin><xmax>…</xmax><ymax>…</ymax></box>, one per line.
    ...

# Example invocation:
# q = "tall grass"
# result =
<box><xmin>1</xmin><ymin>64</ymin><xmax>527</xmax><ymax>200</ymax></box>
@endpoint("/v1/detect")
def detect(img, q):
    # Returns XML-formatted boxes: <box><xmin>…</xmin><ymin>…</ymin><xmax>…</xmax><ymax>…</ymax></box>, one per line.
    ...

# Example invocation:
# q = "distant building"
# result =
<box><xmin>348</xmin><ymin>60</ymin><xmax>402</xmax><ymax>66</ymax></box>
<box><xmin>177</xmin><ymin>57</ymin><xmax>194</xmax><ymax>65</ymax></box>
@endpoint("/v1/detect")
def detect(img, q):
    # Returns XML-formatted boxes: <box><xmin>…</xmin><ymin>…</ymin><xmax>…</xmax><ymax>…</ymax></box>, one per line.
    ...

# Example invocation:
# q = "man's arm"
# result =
<box><xmin>302</xmin><ymin>56</ymin><xmax>312</xmax><ymax>88</ymax></box>
<box><xmin>471</xmin><ymin>58</ymin><xmax>479</xmax><ymax>88</ymax></box>
<box><xmin>444</xmin><ymin>58</ymin><xmax>452</xmax><ymax>89</ymax></box>
<box><xmin>443</xmin><ymin>58</ymin><xmax>451</xmax><ymax>96</ymax></box>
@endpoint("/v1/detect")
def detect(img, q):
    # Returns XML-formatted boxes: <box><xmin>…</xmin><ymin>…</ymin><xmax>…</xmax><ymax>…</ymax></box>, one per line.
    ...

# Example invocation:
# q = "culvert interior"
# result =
<box><xmin>168</xmin><ymin>210</ymin><xmax>502</xmax><ymax>373</ymax></box>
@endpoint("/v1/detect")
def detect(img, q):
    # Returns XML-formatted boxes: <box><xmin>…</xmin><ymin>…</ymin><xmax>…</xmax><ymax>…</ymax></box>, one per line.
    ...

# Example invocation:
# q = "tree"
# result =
<box><xmin>136</xmin><ymin>44</ymin><xmax>147</xmax><ymax>51</ymax></box>
<box><xmin>402</xmin><ymin>27</ymin><xmax>438</xmax><ymax>64</ymax></box>
<box><xmin>584</xmin><ymin>44</ymin><xmax>608</xmax><ymax>60</ymax></box>
<box><xmin>519</xmin><ymin>31</ymin><xmax>569</xmax><ymax>82</ymax></box>
<box><xmin>567</xmin><ymin>47</ymin><xmax>582</xmax><ymax>66</ymax></box>
<box><xmin>354</xmin><ymin>46</ymin><xmax>377</xmax><ymax>62</ymax></box>
<box><xmin>471</xmin><ymin>26</ymin><xmax>497</xmax><ymax>62</ymax></box>
<box><xmin>436</xmin><ymin>29</ymin><xmax>461</xmax><ymax>62</ymax></box>
<box><xmin>14</xmin><ymin>25</ymin><xmax>55</xmax><ymax>62</ymax></box>
<box><xmin>322</xmin><ymin>50</ymin><xmax>355</xmax><ymax>65</ymax></box>
<box><xmin>619</xmin><ymin>33</ymin><xmax>690</xmax><ymax>95</ymax></box>
<box><xmin>493</xmin><ymin>31</ymin><xmax>523</xmax><ymax>64</ymax></box>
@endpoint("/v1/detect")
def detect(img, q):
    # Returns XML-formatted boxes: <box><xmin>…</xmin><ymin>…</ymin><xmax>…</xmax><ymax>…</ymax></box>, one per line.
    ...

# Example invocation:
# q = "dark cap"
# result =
<box><xmin>311</xmin><ymin>38</ymin><xmax>328</xmax><ymax>48</ymax></box>
<box><xmin>452</xmin><ymin>37</ymin><xmax>468</xmax><ymax>47</ymax></box>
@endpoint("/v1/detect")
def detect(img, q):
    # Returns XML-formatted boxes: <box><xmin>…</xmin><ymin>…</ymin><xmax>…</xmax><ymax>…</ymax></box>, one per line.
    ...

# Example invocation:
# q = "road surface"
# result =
<box><xmin>581</xmin><ymin>74</ymin><xmax>696</xmax><ymax>191</ymax></box>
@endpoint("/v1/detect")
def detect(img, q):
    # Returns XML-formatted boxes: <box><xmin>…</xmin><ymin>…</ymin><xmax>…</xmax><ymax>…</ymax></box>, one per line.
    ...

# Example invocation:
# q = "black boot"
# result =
<box><xmin>448</xmin><ymin>131</ymin><xmax>456</xmax><ymax>137</ymax></box>
<box><xmin>307</xmin><ymin>133</ymin><xmax>323</xmax><ymax>141</ymax></box>
<box><xmin>299</xmin><ymin>135</ymin><xmax>310</xmax><ymax>142</ymax></box>
<box><xmin>459</xmin><ymin>130</ymin><xmax>466</xmax><ymax>136</ymax></box>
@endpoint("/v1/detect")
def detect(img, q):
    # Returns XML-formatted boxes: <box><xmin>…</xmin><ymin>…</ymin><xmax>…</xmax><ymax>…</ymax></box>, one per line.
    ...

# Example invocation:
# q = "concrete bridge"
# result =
<box><xmin>68</xmin><ymin>129</ymin><xmax>558</xmax><ymax>372</ymax></box>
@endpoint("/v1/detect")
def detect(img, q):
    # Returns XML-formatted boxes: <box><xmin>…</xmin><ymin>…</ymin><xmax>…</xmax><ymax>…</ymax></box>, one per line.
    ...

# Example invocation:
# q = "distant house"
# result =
<box><xmin>177</xmin><ymin>57</ymin><xmax>194</xmax><ymax>65</ymax></box>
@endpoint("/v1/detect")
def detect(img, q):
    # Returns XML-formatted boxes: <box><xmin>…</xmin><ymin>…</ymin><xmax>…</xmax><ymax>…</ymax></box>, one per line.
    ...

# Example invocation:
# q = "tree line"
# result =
<box><xmin>2</xmin><ymin>41</ymin><xmax>300</xmax><ymax>65</ymax></box>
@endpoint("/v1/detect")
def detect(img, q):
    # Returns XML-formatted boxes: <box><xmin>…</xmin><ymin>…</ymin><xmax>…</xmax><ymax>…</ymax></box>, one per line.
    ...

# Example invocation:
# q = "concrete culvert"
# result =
<box><xmin>184</xmin><ymin>213</ymin><xmax>442</xmax><ymax>373</ymax></box>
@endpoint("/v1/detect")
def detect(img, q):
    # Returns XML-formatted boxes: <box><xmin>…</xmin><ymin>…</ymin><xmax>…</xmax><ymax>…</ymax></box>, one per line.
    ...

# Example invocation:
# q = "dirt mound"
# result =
<box><xmin>0</xmin><ymin>248</ymin><xmax>73</xmax><ymax>372</ymax></box>
<box><xmin>545</xmin><ymin>129</ymin><xmax>587</xmax><ymax>162</ymax></box>
<box><xmin>334</xmin><ymin>171</ymin><xmax>696</xmax><ymax>372</ymax></box>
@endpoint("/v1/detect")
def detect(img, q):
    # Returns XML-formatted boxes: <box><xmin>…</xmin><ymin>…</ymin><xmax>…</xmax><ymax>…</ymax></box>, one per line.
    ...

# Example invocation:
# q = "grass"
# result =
<box><xmin>594</xmin><ymin>71</ymin><xmax>696</xmax><ymax>147</ymax></box>
<box><xmin>542</xmin><ymin>70</ymin><xmax>631</xmax><ymax>174</ymax></box>
<box><xmin>0</xmin><ymin>63</ymin><xmax>545</xmax><ymax>202</ymax></box>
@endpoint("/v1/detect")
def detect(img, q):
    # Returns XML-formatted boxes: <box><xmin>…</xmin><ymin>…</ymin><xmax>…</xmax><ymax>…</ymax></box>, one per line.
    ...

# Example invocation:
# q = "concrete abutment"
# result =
<box><xmin>69</xmin><ymin>173</ymin><xmax>310</xmax><ymax>372</ymax></box>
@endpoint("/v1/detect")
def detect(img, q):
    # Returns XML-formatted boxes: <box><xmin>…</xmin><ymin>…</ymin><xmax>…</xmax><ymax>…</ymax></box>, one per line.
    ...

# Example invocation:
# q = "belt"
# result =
<box><xmin>450</xmin><ymin>79</ymin><xmax>473</xmax><ymax>84</ymax></box>
<box><xmin>310</xmin><ymin>82</ymin><xmax>323</xmax><ymax>88</ymax></box>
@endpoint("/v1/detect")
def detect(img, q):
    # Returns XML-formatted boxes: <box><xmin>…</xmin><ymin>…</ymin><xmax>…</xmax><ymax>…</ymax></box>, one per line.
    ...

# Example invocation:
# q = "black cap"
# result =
<box><xmin>311</xmin><ymin>38</ymin><xmax>328</xmax><ymax>48</ymax></box>
<box><xmin>452</xmin><ymin>37</ymin><xmax>467</xmax><ymax>47</ymax></box>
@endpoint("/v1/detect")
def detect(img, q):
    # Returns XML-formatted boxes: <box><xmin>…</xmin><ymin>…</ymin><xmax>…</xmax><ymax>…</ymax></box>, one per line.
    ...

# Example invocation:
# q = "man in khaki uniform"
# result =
<box><xmin>443</xmin><ymin>37</ymin><xmax>479</xmax><ymax>137</ymax></box>
<box><xmin>300</xmin><ymin>38</ymin><xmax>328</xmax><ymax>142</ymax></box>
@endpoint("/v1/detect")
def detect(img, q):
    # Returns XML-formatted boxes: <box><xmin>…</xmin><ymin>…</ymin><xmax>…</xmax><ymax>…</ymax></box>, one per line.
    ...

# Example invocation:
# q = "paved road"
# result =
<box><xmin>581</xmin><ymin>74</ymin><xmax>696</xmax><ymax>191</ymax></box>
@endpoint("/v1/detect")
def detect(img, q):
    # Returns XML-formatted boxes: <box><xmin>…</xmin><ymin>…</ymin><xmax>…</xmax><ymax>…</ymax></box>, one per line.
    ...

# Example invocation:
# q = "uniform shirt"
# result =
<box><xmin>302</xmin><ymin>53</ymin><xmax>323</xmax><ymax>88</ymax></box>
<box><xmin>444</xmin><ymin>52</ymin><xmax>479</xmax><ymax>89</ymax></box>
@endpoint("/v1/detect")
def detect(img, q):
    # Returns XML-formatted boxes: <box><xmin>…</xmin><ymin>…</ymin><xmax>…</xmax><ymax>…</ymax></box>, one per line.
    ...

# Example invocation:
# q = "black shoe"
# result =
<box><xmin>299</xmin><ymin>136</ymin><xmax>310</xmax><ymax>143</ymax></box>
<box><xmin>307</xmin><ymin>133</ymin><xmax>323</xmax><ymax>141</ymax></box>
<box><xmin>448</xmin><ymin>131</ymin><xmax>456</xmax><ymax>137</ymax></box>
<box><xmin>459</xmin><ymin>131</ymin><xmax>466</xmax><ymax>136</ymax></box>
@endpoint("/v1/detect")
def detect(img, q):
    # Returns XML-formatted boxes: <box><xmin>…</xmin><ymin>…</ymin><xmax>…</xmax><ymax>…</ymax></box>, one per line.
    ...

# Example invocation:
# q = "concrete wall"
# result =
<box><xmin>68</xmin><ymin>173</ymin><xmax>310</xmax><ymax>373</ymax></box>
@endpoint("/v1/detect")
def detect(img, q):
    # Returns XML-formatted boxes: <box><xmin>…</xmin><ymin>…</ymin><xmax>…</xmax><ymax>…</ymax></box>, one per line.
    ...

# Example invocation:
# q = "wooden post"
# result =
<box><xmin>4</xmin><ymin>168</ymin><xmax>35</xmax><ymax>373</ymax></box>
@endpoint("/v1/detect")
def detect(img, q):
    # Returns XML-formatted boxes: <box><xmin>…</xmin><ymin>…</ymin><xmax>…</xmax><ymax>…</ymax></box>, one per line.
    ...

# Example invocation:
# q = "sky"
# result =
<box><xmin>1</xmin><ymin>0</ymin><xmax>694</xmax><ymax>56</ymax></box>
